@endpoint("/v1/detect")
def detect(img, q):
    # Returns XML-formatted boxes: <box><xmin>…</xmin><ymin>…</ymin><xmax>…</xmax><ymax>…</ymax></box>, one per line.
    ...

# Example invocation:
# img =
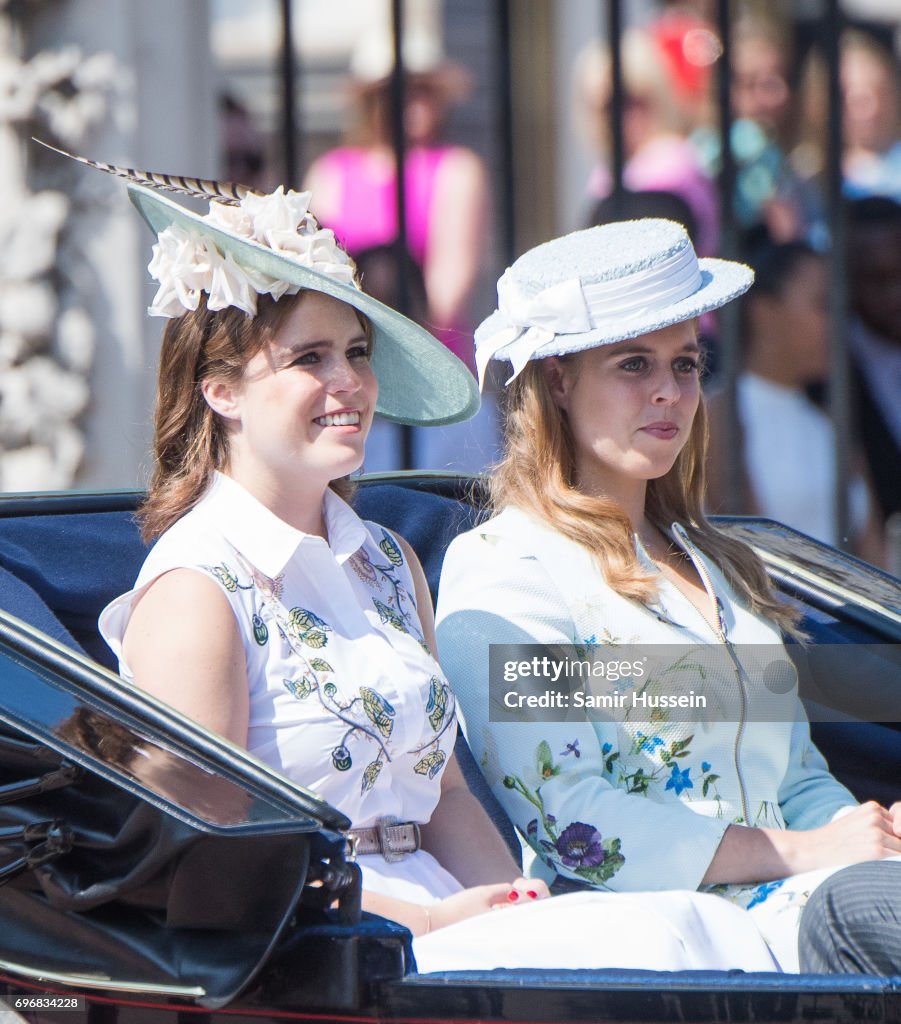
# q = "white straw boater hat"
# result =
<box><xmin>40</xmin><ymin>142</ymin><xmax>479</xmax><ymax>428</ymax></box>
<box><xmin>475</xmin><ymin>218</ymin><xmax>754</xmax><ymax>388</ymax></box>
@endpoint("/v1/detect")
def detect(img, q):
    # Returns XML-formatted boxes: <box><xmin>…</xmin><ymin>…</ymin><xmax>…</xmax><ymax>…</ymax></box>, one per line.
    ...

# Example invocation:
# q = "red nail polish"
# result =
<box><xmin>507</xmin><ymin>889</ymin><xmax>519</xmax><ymax>901</ymax></box>
<box><xmin>526</xmin><ymin>890</ymin><xmax>538</xmax><ymax>899</ymax></box>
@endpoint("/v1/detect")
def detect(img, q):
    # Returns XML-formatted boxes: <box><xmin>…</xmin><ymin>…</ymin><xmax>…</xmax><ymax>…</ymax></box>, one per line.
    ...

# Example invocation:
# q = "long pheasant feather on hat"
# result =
<box><xmin>32</xmin><ymin>138</ymin><xmax>254</xmax><ymax>205</ymax></box>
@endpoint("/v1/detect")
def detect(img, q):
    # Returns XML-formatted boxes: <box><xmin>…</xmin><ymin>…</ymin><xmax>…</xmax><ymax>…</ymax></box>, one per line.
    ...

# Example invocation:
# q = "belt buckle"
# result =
<box><xmin>345</xmin><ymin>832</ymin><xmax>360</xmax><ymax>862</ymax></box>
<box><xmin>377</xmin><ymin>815</ymin><xmax>416</xmax><ymax>864</ymax></box>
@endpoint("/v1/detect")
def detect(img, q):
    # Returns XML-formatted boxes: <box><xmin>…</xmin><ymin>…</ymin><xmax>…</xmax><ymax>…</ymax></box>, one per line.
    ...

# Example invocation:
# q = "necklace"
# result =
<box><xmin>639</xmin><ymin>528</ymin><xmax>686</xmax><ymax>568</ymax></box>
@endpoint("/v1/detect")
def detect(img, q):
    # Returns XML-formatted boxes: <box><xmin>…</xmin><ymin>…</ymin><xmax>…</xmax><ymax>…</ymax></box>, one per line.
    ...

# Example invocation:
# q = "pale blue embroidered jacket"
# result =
<box><xmin>435</xmin><ymin>506</ymin><xmax>856</xmax><ymax>892</ymax></box>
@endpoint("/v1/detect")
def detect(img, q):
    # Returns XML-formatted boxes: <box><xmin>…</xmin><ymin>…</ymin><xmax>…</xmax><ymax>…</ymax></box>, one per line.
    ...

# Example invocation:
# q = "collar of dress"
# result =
<box><xmin>197</xmin><ymin>471</ymin><xmax>369</xmax><ymax>578</ymax></box>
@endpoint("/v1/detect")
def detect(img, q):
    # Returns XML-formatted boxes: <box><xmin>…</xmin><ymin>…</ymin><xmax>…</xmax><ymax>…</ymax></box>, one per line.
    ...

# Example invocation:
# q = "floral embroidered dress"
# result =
<box><xmin>100</xmin><ymin>472</ymin><xmax>459</xmax><ymax>903</ymax></box>
<box><xmin>435</xmin><ymin>505</ymin><xmax>861</xmax><ymax>970</ymax></box>
<box><xmin>99</xmin><ymin>475</ymin><xmax>780</xmax><ymax>974</ymax></box>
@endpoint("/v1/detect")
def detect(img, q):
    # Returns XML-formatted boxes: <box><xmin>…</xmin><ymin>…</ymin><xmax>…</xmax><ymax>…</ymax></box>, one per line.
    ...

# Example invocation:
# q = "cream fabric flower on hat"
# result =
<box><xmin>147</xmin><ymin>229</ymin><xmax>268</xmax><ymax>317</ymax></box>
<box><xmin>147</xmin><ymin>186</ymin><xmax>357</xmax><ymax>318</ymax></box>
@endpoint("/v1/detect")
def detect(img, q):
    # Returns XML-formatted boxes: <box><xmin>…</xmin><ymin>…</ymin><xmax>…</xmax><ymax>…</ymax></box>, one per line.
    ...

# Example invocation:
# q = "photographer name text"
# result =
<box><xmin>502</xmin><ymin>689</ymin><xmax>708</xmax><ymax>710</ymax></box>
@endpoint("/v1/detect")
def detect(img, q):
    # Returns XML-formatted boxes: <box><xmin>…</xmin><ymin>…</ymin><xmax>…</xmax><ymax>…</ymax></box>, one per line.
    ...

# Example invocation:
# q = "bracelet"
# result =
<box><xmin>421</xmin><ymin>904</ymin><xmax>432</xmax><ymax>936</ymax></box>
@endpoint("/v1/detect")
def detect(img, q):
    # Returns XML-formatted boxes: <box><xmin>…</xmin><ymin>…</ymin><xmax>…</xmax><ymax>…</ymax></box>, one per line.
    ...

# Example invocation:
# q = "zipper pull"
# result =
<box><xmin>715</xmin><ymin>596</ymin><xmax>728</xmax><ymax>639</ymax></box>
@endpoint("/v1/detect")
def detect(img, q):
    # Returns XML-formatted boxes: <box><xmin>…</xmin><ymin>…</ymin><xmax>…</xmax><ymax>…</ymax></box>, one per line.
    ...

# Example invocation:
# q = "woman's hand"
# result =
<box><xmin>505</xmin><ymin>877</ymin><xmax>552</xmax><ymax>904</ymax></box>
<box><xmin>704</xmin><ymin>801</ymin><xmax>901</xmax><ymax>885</ymax></box>
<box><xmin>783</xmin><ymin>801</ymin><xmax>901</xmax><ymax>873</ymax></box>
<box><xmin>428</xmin><ymin>878</ymin><xmax>550</xmax><ymax>933</ymax></box>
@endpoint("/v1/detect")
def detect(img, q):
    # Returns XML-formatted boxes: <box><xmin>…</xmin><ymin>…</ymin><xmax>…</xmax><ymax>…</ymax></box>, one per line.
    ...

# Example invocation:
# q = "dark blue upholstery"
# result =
<box><xmin>0</xmin><ymin>563</ymin><xmax>82</xmax><ymax>654</ymax></box>
<box><xmin>0</xmin><ymin>511</ymin><xmax>149</xmax><ymax>669</ymax></box>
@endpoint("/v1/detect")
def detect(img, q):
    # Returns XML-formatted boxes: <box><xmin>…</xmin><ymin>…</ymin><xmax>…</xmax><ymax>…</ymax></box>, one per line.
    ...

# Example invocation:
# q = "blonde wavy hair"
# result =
<box><xmin>488</xmin><ymin>357</ymin><xmax>800</xmax><ymax>635</ymax></box>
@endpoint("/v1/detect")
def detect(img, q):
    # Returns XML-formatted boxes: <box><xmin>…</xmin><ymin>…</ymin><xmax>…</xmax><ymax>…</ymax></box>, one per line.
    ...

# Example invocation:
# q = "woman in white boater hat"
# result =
<box><xmin>89</xmin><ymin>159</ymin><xmax>778</xmax><ymax>972</ymax></box>
<box><xmin>436</xmin><ymin>219</ymin><xmax>901</xmax><ymax>970</ymax></box>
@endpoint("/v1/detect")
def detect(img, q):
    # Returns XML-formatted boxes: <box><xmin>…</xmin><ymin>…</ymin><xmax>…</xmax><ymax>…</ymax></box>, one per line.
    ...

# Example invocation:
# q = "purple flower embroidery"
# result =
<box><xmin>555</xmin><ymin>822</ymin><xmax>606</xmax><ymax>868</ymax></box>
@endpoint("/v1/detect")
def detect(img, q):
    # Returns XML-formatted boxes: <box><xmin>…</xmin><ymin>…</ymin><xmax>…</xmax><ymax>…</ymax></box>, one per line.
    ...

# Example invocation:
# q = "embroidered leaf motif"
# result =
<box><xmin>361</xmin><ymin>687</ymin><xmax>396</xmax><ymax>738</ymax></box>
<box><xmin>702</xmin><ymin>773</ymin><xmax>721</xmax><ymax>797</ymax></box>
<box><xmin>413</xmin><ymin>749</ymin><xmax>446</xmax><ymax>779</ymax></box>
<box><xmin>425</xmin><ymin>676</ymin><xmax>448</xmax><ymax>731</ymax></box>
<box><xmin>627</xmin><ymin>767</ymin><xmax>650</xmax><ymax>795</ymax></box>
<box><xmin>361</xmin><ymin>759</ymin><xmax>383</xmax><ymax>791</ymax></box>
<box><xmin>671</xmin><ymin>736</ymin><xmax>693</xmax><ymax>755</ymax></box>
<box><xmin>287</xmin><ymin>607</ymin><xmax>331</xmax><ymax>648</ymax></box>
<box><xmin>332</xmin><ymin>745</ymin><xmax>352</xmax><ymax>771</ymax></box>
<box><xmin>210</xmin><ymin>564</ymin><xmax>239</xmax><ymax>592</ymax></box>
<box><xmin>284</xmin><ymin>675</ymin><xmax>316</xmax><ymax>700</ymax></box>
<box><xmin>309</xmin><ymin>658</ymin><xmax>333</xmax><ymax>673</ymax></box>
<box><xmin>379</xmin><ymin>529</ymin><xmax>404</xmax><ymax>566</ymax></box>
<box><xmin>290</xmin><ymin>608</ymin><xmax>327</xmax><ymax>631</ymax></box>
<box><xmin>252</xmin><ymin>614</ymin><xmax>269</xmax><ymax>646</ymax></box>
<box><xmin>373</xmin><ymin>599</ymin><xmax>407</xmax><ymax>633</ymax></box>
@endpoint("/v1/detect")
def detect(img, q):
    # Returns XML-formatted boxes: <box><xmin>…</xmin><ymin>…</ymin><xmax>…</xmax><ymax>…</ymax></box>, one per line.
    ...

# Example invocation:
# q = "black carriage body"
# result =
<box><xmin>0</xmin><ymin>474</ymin><xmax>898</xmax><ymax>1024</ymax></box>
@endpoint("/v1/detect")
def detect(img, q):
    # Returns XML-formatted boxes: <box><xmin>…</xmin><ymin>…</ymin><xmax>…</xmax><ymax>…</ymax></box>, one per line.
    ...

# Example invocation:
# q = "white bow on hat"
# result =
<box><xmin>475</xmin><ymin>272</ymin><xmax>591</xmax><ymax>388</ymax></box>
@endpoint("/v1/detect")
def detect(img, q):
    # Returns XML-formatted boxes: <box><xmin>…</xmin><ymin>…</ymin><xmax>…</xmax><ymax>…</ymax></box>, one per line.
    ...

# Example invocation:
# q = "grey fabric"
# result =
<box><xmin>799</xmin><ymin>862</ymin><xmax>901</xmax><ymax>975</ymax></box>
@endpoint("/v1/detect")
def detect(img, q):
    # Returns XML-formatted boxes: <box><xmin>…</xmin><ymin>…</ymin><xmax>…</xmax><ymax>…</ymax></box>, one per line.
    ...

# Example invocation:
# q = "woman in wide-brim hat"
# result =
<box><xmin>436</xmin><ymin>217</ymin><xmax>901</xmax><ymax>971</ymax></box>
<box><xmin>90</xmin><ymin>168</ymin><xmax>780</xmax><ymax>973</ymax></box>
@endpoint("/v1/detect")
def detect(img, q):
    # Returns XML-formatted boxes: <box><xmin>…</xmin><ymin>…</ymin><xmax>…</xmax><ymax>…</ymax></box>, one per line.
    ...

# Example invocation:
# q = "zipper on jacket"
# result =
<box><xmin>669</xmin><ymin>523</ymin><xmax>751</xmax><ymax>825</ymax></box>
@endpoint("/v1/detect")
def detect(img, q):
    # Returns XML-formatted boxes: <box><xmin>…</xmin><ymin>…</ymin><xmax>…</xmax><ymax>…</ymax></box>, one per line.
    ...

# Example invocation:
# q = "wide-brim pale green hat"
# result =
<box><xmin>127</xmin><ymin>183</ymin><xmax>479</xmax><ymax>427</ymax></box>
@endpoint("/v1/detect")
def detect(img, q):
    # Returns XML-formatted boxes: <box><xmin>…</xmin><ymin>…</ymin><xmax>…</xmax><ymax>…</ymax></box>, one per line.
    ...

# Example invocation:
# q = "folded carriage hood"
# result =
<box><xmin>0</xmin><ymin>610</ymin><xmax>355</xmax><ymax>1007</ymax></box>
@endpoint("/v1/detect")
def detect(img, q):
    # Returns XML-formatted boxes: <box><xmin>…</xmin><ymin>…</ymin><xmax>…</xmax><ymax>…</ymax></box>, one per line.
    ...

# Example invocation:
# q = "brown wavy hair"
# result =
<box><xmin>488</xmin><ymin>358</ymin><xmax>800</xmax><ymax>635</ymax></box>
<box><xmin>140</xmin><ymin>291</ymin><xmax>364</xmax><ymax>543</ymax></box>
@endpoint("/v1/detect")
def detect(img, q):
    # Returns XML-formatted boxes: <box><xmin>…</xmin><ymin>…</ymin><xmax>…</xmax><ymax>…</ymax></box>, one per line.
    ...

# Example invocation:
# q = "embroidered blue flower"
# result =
<box><xmin>555</xmin><ymin>822</ymin><xmax>606</xmax><ymax>868</ymax></box>
<box><xmin>701</xmin><ymin>762</ymin><xmax>711</xmax><ymax>773</ymax></box>
<box><xmin>602</xmin><ymin>742</ymin><xmax>612</xmax><ymax>755</ymax></box>
<box><xmin>636</xmin><ymin>731</ymin><xmax>664</xmax><ymax>753</ymax></box>
<box><xmin>560</xmin><ymin>739</ymin><xmax>581</xmax><ymax>758</ymax></box>
<box><xmin>665</xmin><ymin>764</ymin><xmax>693</xmax><ymax>795</ymax></box>
<box><xmin>747</xmin><ymin>878</ymin><xmax>785</xmax><ymax>909</ymax></box>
